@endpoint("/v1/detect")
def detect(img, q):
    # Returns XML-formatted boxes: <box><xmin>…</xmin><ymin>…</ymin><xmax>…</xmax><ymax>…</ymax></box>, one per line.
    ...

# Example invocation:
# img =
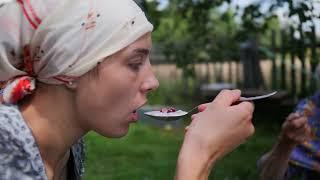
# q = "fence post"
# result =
<box><xmin>215</xmin><ymin>62</ymin><xmax>223</xmax><ymax>82</ymax></box>
<box><xmin>280</xmin><ymin>30</ymin><xmax>287</xmax><ymax>89</ymax></box>
<box><xmin>271</xmin><ymin>30</ymin><xmax>277</xmax><ymax>89</ymax></box>
<box><xmin>228</xmin><ymin>61</ymin><xmax>232</xmax><ymax>84</ymax></box>
<box><xmin>290</xmin><ymin>27</ymin><xmax>296</xmax><ymax>96</ymax></box>
<box><xmin>310</xmin><ymin>25</ymin><xmax>318</xmax><ymax>92</ymax></box>
<box><xmin>298</xmin><ymin>25</ymin><xmax>306</xmax><ymax>97</ymax></box>
<box><xmin>204</xmin><ymin>61</ymin><xmax>209</xmax><ymax>83</ymax></box>
<box><xmin>240</xmin><ymin>38</ymin><xmax>265</xmax><ymax>89</ymax></box>
<box><xmin>236</xmin><ymin>61</ymin><xmax>241</xmax><ymax>87</ymax></box>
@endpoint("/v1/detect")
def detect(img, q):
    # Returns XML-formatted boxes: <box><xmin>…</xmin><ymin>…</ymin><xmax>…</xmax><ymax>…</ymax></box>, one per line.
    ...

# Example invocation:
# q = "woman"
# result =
<box><xmin>0</xmin><ymin>0</ymin><xmax>255</xmax><ymax>179</ymax></box>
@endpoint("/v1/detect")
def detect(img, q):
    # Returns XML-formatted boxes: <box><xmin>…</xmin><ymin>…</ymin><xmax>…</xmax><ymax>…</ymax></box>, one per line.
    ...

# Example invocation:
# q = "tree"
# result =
<box><xmin>152</xmin><ymin>0</ymin><xmax>241</xmax><ymax>78</ymax></box>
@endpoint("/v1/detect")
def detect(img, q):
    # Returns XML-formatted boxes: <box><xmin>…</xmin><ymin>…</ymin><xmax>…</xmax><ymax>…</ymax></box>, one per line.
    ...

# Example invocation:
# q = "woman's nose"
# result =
<box><xmin>143</xmin><ymin>75</ymin><xmax>159</xmax><ymax>93</ymax></box>
<box><xmin>141</xmin><ymin>67</ymin><xmax>159</xmax><ymax>93</ymax></box>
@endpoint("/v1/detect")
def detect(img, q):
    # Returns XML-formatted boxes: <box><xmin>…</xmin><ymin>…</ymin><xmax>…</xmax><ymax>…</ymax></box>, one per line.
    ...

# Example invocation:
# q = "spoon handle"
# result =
<box><xmin>187</xmin><ymin>91</ymin><xmax>277</xmax><ymax>114</ymax></box>
<box><xmin>238</xmin><ymin>91</ymin><xmax>277</xmax><ymax>101</ymax></box>
<box><xmin>187</xmin><ymin>106</ymin><xmax>199</xmax><ymax>114</ymax></box>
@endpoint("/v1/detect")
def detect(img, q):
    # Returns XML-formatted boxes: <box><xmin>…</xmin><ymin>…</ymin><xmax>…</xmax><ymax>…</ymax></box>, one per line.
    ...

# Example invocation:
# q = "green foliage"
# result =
<box><xmin>142</xmin><ymin>0</ymin><xmax>318</xmax><ymax>74</ymax></box>
<box><xmin>151</xmin><ymin>1</ymin><xmax>242</xmax><ymax>77</ymax></box>
<box><xmin>238</xmin><ymin>0</ymin><xmax>319</xmax><ymax>56</ymax></box>
<box><xmin>147</xmin><ymin>0</ymin><xmax>283</xmax><ymax>78</ymax></box>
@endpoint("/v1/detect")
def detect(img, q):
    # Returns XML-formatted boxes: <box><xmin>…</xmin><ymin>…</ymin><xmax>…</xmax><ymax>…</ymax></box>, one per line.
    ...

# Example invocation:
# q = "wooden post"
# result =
<box><xmin>228</xmin><ymin>61</ymin><xmax>232</xmax><ymax>84</ymax></box>
<box><xmin>206</xmin><ymin>61</ymin><xmax>210</xmax><ymax>83</ymax></box>
<box><xmin>236</xmin><ymin>61</ymin><xmax>241</xmax><ymax>87</ymax></box>
<box><xmin>219</xmin><ymin>62</ymin><xmax>223</xmax><ymax>82</ymax></box>
<box><xmin>240</xmin><ymin>38</ymin><xmax>265</xmax><ymax>89</ymax></box>
<box><xmin>310</xmin><ymin>25</ymin><xmax>318</xmax><ymax>71</ymax></box>
<box><xmin>310</xmin><ymin>25</ymin><xmax>318</xmax><ymax>92</ymax></box>
<box><xmin>280</xmin><ymin>30</ymin><xmax>287</xmax><ymax>89</ymax></box>
<box><xmin>271</xmin><ymin>30</ymin><xmax>277</xmax><ymax>89</ymax></box>
<box><xmin>290</xmin><ymin>28</ymin><xmax>296</xmax><ymax>96</ymax></box>
<box><xmin>298</xmin><ymin>24</ymin><xmax>306</xmax><ymax>97</ymax></box>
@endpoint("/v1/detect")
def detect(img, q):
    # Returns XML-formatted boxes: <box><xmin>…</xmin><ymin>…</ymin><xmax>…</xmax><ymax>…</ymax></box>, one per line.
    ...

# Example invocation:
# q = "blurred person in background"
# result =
<box><xmin>258</xmin><ymin>64</ymin><xmax>320</xmax><ymax>180</ymax></box>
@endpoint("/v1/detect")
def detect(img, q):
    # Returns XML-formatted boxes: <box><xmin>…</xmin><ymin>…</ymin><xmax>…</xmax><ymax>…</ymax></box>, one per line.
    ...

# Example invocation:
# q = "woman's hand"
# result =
<box><xmin>175</xmin><ymin>90</ymin><xmax>254</xmax><ymax>180</ymax></box>
<box><xmin>186</xmin><ymin>89</ymin><xmax>255</xmax><ymax>159</ymax></box>
<box><xmin>279</xmin><ymin>112</ymin><xmax>313</xmax><ymax>146</ymax></box>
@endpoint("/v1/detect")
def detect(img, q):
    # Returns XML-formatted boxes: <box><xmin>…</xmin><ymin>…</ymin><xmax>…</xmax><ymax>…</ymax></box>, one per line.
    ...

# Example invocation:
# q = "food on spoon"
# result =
<box><xmin>144</xmin><ymin>106</ymin><xmax>188</xmax><ymax>120</ymax></box>
<box><xmin>160</xmin><ymin>107</ymin><xmax>177</xmax><ymax>113</ymax></box>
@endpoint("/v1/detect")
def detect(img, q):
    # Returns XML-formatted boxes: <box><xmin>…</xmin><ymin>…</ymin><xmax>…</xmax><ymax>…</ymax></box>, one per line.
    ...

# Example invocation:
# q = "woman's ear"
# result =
<box><xmin>65</xmin><ymin>81</ymin><xmax>77</xmax><ymax>90</ymax></box>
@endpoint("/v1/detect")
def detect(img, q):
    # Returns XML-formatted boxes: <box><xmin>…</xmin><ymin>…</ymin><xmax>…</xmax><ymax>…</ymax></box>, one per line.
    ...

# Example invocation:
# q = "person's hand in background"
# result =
<box><xmin>279</xmin><ymin>112</ymin><xmax>313</xmax><ymax>147</ymax></box>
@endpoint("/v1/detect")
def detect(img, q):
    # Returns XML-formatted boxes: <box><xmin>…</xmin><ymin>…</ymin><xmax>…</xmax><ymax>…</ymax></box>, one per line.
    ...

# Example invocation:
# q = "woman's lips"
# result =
<box><xmin>129</xmin><ymin>102</ymin><xmax>146</xmax><ymax>122</ymax></box>
<box><xmin>129</xmin><ymin>111</ymin><xmax>138</xmax><ymax>122</ymax></box>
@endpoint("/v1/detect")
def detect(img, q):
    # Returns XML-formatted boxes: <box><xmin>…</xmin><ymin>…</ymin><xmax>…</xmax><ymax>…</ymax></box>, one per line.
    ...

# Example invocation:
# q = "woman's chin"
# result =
<box><xmin>99</xmin><ymin>126</ymin><xmax>129</xmax><ymax>138</ymax></box>
<box><xmin>112</xmin><ymin>130</ymin><xmax>129</xmax><ymax>138</ymax></box>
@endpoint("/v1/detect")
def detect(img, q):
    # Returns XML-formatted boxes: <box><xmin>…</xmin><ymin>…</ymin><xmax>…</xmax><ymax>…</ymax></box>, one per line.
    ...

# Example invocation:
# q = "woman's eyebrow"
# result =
<box><xmin>132</xmin><ymin>48</ymin><xmax>150</xmax><ymax>55</ymax></box>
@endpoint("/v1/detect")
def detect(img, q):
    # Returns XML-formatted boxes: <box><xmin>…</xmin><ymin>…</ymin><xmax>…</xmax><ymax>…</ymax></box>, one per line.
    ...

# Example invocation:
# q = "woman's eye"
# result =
<box><xmin>128</xmin><ymin>55</ymin><xmax>145</xmax><ymax>71</ymax></box>
<box><xmin>128</xmin><ymin>62</ymin><xmax>143</xmax><ymax>71</ymax></box>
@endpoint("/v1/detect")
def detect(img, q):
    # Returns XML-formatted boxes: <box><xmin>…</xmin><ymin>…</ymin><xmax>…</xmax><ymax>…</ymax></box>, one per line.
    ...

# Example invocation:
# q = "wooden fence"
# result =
<box><xmin>151</xmin><ymin>25</ymin><xmax>319</xmax><ymax>103</ymax></box>
<box><xmin>270</xmin><ymin>25</ymin><xmax>319</xmax><ymax>98</ymax></box>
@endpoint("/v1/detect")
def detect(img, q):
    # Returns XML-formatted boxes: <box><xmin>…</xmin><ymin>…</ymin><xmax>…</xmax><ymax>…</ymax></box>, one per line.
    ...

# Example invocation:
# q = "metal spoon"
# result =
<box><xmin>144</xmin><ymin>91</ymin><xmax>277</xmax><ymax>121</ymax></box>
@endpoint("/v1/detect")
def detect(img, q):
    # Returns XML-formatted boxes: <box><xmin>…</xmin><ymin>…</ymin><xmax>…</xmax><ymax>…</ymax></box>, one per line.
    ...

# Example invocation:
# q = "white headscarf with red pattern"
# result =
<box><xmin>0</xmin><ymin>0</ymin><xmax>153</xmax><ymax>104</ymax></box>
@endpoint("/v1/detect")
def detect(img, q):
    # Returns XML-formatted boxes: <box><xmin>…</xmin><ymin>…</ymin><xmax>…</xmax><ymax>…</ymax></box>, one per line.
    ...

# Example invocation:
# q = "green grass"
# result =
<box><xmin>209</xmin><ymin>122</ymin><xmax>279</xmax><ymax>179</ymax></box>
<box><xmin>84</xmin><ymin>124</ymin><xmax>183</xmax><ymax>180</ymax></box>
<box><xmin>84</xmin><ymin>119</ymin><xmax>281</xmax><ymax>180</ymax></box>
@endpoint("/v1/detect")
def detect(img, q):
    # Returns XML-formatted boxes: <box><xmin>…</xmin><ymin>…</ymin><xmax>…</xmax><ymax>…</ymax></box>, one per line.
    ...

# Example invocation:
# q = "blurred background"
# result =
<box><xmin>85</xmin><ymin>0</ymin><xmax>320</xmax><ymax>179</ymax></box>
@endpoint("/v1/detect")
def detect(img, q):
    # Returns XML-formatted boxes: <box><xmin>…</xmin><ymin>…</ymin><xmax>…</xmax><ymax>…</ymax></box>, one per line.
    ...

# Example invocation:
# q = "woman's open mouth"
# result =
<box><xmin>129</xmin><ymin>110</ymin><xmax>138</xmax><ymax>122</ymax></box>
<box><xmin>129</xmin><ymin>102</ymin><xmax>147</xmax><ymax>122</ymax></box>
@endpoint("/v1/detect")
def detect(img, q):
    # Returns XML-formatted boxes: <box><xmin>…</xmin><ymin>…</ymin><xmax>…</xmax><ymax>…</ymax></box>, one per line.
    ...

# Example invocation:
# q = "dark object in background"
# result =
<box><xmin>240</xmin><ymin>38</ymin><xmax>265</xmax><ymax>89</ymax></box>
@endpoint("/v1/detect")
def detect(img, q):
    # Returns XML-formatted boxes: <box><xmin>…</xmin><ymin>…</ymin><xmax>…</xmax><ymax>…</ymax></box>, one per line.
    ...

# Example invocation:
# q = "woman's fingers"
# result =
<box><xmin>230</xmin><ymin>101</ymin><xmax>254</xmax><ymax>121</ymax></box>
<box><xmin>211</xmin><ymin>89</ymin><xmax>241</xmax><ymax>108</ymax></box>
<box><xmin>197</xmin><ymin>89</ymin><xmax>243</xmax><ymax>112</ymax></box>
<box><xmin>198</xmin><ymin>103</ymin><xmax>210</xmax><ymax>112</ymax></box>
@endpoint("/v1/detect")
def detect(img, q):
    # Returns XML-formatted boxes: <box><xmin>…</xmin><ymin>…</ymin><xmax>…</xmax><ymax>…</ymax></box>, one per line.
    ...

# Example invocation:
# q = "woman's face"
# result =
<box><xmin>76</xmin><ymin>33</ymin><xmax>158</xmax><ymax>137</ymax></box>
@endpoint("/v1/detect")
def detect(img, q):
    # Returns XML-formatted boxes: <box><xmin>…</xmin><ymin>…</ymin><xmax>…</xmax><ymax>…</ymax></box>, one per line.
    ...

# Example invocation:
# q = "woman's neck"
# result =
<box><xmin>19</xmin><ymin>83</ymin><xmax>87</xmax><ymax>177</ymax></box>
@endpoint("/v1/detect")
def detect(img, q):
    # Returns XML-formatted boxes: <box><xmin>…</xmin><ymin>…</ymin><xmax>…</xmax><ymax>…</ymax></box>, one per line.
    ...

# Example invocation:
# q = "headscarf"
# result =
<box><xmin>0</xmin><ymin>0</ymin><xmax>153</xmax><ymax>104</ymax></box>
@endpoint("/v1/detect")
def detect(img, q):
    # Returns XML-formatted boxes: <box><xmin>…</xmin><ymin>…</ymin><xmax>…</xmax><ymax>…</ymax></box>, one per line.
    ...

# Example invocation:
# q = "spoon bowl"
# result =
<box><xmin>144</xmin><ymin>110</ymin><xmax>188</xmax><ymax>121</ymax></box>
<box><xmin>144</xmin><ymin>91</ymin><xmax>277</xmax><ymax>121</ymax></box>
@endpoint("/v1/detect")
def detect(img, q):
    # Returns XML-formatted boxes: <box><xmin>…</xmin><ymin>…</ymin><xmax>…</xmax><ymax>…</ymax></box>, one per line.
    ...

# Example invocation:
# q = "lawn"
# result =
<box><xmin>84</xmin><ymin>115</ymin><xmax>282</xmax><ymax>180</ymax></box>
